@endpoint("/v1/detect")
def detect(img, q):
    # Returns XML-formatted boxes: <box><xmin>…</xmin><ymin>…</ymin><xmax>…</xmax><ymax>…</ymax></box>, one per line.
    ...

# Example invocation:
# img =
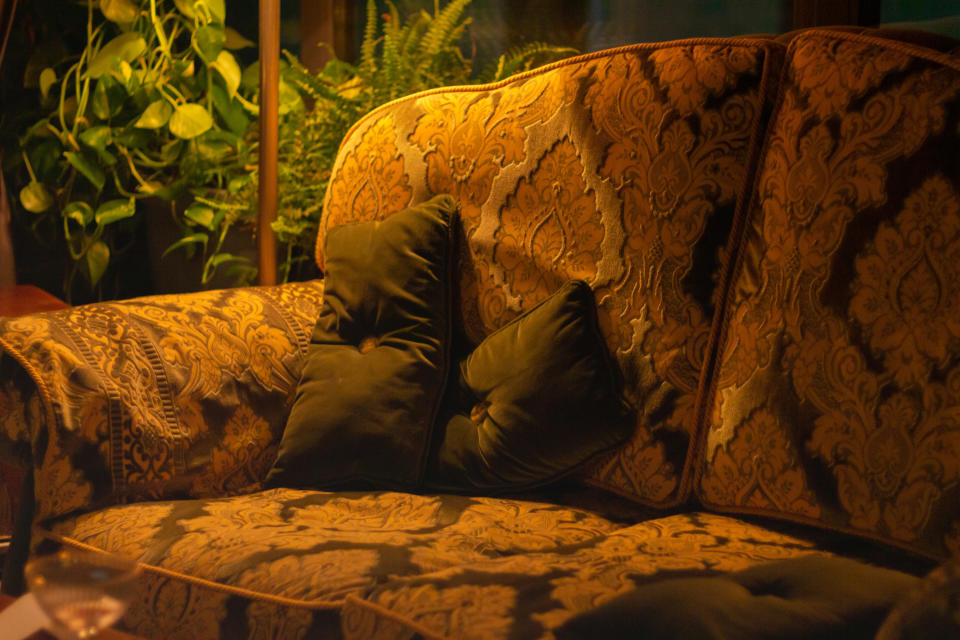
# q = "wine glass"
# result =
<box><xmin>24</xmin><ymin>549</ymin><xmax>141</xmax><ymax>639</ymax></box>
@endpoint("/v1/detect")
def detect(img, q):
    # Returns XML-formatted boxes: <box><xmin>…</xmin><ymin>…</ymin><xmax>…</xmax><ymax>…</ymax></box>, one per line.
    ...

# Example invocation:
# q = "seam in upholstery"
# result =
<box><xmin>42</xmin><ymin>531</ymin><xmax>344</xmax><ymax>610</ymax></box>
<box><xmin>686</xmin><ymin>42</ymin><xmax>787</xmax><ymax>501</ymax></box>
<box><xmin>344</xmin><ymin>594</ymin><xmax>453</xmax><ymax>640</ymax></box>
<box><xmin>690</xmin><ymin>27</ymin><xmax>959</xmax><ymax>562</ymax></box>
<box><xmin>315</xmin><ymin>36</ymin><xmax>778</xmax><ymax>269</ymax></box>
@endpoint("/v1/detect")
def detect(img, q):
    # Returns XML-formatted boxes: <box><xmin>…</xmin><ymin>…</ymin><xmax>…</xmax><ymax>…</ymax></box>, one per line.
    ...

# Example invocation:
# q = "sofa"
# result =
<box><xmin>2</xmin><ymin>25</ymin><xmax>960</xmax><ymax>639</ymax></box>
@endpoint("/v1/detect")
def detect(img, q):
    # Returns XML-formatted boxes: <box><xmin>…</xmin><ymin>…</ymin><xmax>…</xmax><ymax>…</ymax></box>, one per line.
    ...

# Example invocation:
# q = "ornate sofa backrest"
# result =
<box><xmin>319</xmin><ymin>38</ymin><xmax>785</xmax><ymax>507</ymax></box>
<box><xmin>697</xmin><ymin>29</ymin><xmax>960</xmax><ymax>559</ymax></box>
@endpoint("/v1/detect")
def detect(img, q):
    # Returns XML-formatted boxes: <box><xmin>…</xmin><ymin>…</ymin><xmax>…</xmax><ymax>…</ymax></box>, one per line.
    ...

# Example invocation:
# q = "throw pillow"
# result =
<box><xmin>425</xmin><ymin>279</ymin><xmax>634</xmax><ymax>493</ymax></box>
<box><xmin>265</xmin><ymin>194</ymin><xmax>457</xmax><ymax>489</ymax></box>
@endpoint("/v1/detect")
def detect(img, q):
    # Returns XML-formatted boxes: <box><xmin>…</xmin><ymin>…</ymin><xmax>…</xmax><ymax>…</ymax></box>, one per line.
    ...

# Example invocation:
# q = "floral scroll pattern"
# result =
<box><xmin>342</xmin><ymin>512</ymin><xmax>825</xmax><ymax>640</ymax></box>
<box><xmin>0</xmin><ymin>282</ymin><xmax>324</xmax><ymax>521</ymax></box>
<box><xmin>492</xmin><ymin>137</ymin><xmax>603</xmax><ymax>311</ymax></box>
<box><xmin>46</xmin><ymin>494</ymin><xmax>827</xmax><ymax>640</ymax></box>
<box><xmin>580</xmin><ymin>45</ymin><xmax>768</xmax><ymax>504</ymax></box>
<box><xmin>316</xmin><ymin>41</ymin><xmax>778</xmax><ymax>509</ymax></box>
<box><xmin>701</xmin><ymin>31</ymin><xmax>960</xmax><ymax>558</ymax></box>
<box><xmin>323</xmin><ymin>115</ymin><xmax>413</xmax><ymax>236</ymax></box>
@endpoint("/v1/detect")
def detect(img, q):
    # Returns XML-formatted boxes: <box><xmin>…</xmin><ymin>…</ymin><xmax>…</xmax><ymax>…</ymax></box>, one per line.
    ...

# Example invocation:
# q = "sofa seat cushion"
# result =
<box><xmin>554</xmin><ymin>555</ymin><xmax>918</xmax><ymax>640</ymax></box>
<box><xmin>340</xmin><ymin>512</ymin><xmax>830</xmax><ymax>640</ymax></box>
<box><xmin>40</xmin><ymin>488</ymin><xmax>625</xmax><ymax>639</ymax></box>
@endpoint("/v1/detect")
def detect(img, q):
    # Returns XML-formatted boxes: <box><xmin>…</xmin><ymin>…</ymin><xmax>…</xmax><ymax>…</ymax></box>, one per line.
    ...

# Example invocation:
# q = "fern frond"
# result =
<box><xmin>478</xmin><ymin>42</ymin><xmax>578</xmax><ymax>83</ymax></box>
<box><xmin>421</xmin><ymin>0</ymin><xmax>470</xmax><ymax>60</ymax></box>
<box><xmin>380</xmin><ymin>2</ymin><xmax>403</xmax><ymax>101</ymax></box>
<box><xmin>359</xmin><ymin>0</ymin><xmax>379</xmax><ymax>73</ymax></box>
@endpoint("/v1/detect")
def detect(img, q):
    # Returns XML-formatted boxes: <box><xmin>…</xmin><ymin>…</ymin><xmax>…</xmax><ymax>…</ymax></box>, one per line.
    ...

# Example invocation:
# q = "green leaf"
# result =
<box><xmin>173</xmin><ymin>0</ymin><xmax>196</xmax><ymax>19</ymax></box>
<box><xmin>169</xmin><ymin>103</ymin><xmax>213</xmax><ymax>139</ymax></box>
<box><xmin>64</xmin><ymin>201</ymin><xmax>94</xmax><ymax>226</ymax></box>
<box><xmin>278</xmin><ymin>79</ymin><xmax>303</xmax><ymax>115</ymax></box>
<box><xmin>64</xmin><ymin>151</ymin><xmax>106</xmax><ymax>191</ymax></box>
<box><xmin>184</xmin><ymin>203</ymin><xmax>216</xmax><ymax>229</ymax></box>
<box><xmin>149</xmin><ymin>179</ymin><xmax>187</xmax><ymax>202</ymax></box>
<box><xmin>196</xmin><ymin>138</ymin><xmax>231</xmax><ymax>162</ymax></box>
<box><xmin>134</xmin><ymin>100</ymin><xmax>173</xmax><ymax>128</ymax></box>
<box><xmin>88</xmin><ymin>33</ymin><xmax>146</xmax><ymax>79</ymax></box>
<box><xmin>79</xmin><ymin>126</ymin><xmax>113</xmax><ymax>151</ymax></box>
<box><xmin>85</xmin><ymin>241</ymin><xmax>110</xmax><ymax>286</ymax></box>
<box><xmin>19</xmin><ymin>182</ymin><xmax>54</xmax><ymax>212</ymax></box>
<box><xmin>195</xmin><ymin>25</ymin><xmax>225</xmax><ymax>63</ymax></box>
<box><xmin>162</xmin><ymin>233</ymin><xmax>208</xmax><ymax>259</ymax></box>
<box><xmin>101</xmin><ymin>0</ymin><xmax>139</xmax><ymax>23</ymax></box>
<box><xmin>39</xmin><ymin>68</ymin><xmax>56</xmax><ymax>100</ymax></box>
<box><xmin>212</xmin><ymin>50</ymin><xmax>241</xmax><ymax>97</ymax></box>
<box><xmin>114</xmin><ymin>127</ymin><xmax>151</xmax><ymax>149</ymax></box>
<box><xmin>94</xmin><ymin>198</ymin><xmax>136</xmax><ymax>226</ymax></box>
<box><xmin>160</xmin><ymin>139</ymin><xmax>185</xmax><ymax>162</ymax></box>
<box><xmin>27</xmin><ymin>138</ymin><xmax>63</xmax><ymax>182</ymax></box>
<box><xmin>200</xmin><ymin>0</ymin><xmax>226</xmax><ymax>23</ymax></box>
<box><xmin>224</xmin><ymin>27</ymin><xmax>255</xmax><ymax>50</ymax></box>
<box><xmin>92</xmin><ymin>75</ymin><xmax>127</xmax><ymax>120</ymax></box>
<box><xmin>210</xmin><ymin>83</ymin><xmax>249</xmax><ymax>136</ymax></box>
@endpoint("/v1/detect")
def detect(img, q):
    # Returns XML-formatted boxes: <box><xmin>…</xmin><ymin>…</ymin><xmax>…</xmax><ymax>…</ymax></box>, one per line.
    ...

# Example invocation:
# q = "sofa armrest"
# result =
<box><xmin>0</xmin><ymin>281</ymin><xmax>324</xmax><ymax>522</ymax></box>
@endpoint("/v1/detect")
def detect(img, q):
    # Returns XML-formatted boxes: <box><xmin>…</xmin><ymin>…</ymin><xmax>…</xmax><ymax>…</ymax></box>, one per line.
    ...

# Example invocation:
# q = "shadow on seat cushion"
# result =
<box><xmin>555</xmin><ymin>556</ymin><xmax>918</xmax><ymax>640</ymax></box>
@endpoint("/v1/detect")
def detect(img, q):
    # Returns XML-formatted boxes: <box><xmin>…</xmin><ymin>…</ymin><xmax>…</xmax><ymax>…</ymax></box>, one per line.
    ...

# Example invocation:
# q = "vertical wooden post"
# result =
<box><xmin>257</xmin><ymin>0</ymin><xmax>280</xmax><ymax>286</ymax></box>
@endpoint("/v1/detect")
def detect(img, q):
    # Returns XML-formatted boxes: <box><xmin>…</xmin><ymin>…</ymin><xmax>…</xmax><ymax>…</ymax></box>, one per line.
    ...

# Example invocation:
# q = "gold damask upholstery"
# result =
<box><xmin>338</xmin><ymin>512</ymin><xmax>827</xmax><ymax>640</ymax></box>
<box><xmin>43</xmin><ymin>488</ymin><xmax>629</xmax><ymax>639</ymax></box>
<box><xmin>318</xmin><ymin>38</ymin><xmax>786</xmax><ymax>508</ymax></box>
<box><xmin>0</xmin><ymin>282</ymin><xmax>324</xmax><ymax>521</ymax></box>
<box><xmin>3</xmin><ymin>28</ymin><xmax>956</xmax><ymax>640</ymax></box>
<box><xmin>697</xmin><ymin>30</ymin><xmax>960</xmax><ymax>559</ymax></box>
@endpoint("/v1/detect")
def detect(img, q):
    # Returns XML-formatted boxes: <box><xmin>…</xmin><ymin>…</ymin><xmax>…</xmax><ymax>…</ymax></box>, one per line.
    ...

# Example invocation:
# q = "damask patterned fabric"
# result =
<box><xmin>697</xmin><ymin>30</ymin><xmax>960</xmax><ymax>559</ymax></box>
<box><xmin>0</xmin><ymin>282</ymin><xmax>324</xmax><ymax>522</ymax></box>
<box><xmin>43</xmin><ymin>488</ymin><xmax>632</xmax><ymax>639</ymax></box>
<box><xmin>0</xmin><ymin>355</ymin><xmax>36</xmax><ymax>537</ymax></box>
<box><xmin>338</xmin><ymin>512</ymin><xmax>828</xmax><ymax>640</ymax></box>
<box><xmin>318</xmin><ymin>38</ymin><xmax>785</xmax><ymax>508</ymax></box>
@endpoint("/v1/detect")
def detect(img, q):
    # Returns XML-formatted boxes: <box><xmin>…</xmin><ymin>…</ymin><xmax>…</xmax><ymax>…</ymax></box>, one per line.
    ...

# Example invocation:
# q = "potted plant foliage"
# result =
<box><xmin>205</xmin><ymin>0</ymin><xmax>577</xmax><ymax>283</ymax></box>
<box><xmin>11</xmin><ymin>0</ymin><xmax>573</xmax><ymax>300</ymax></box>
<box><xmin>15</xmin><ymin>0</ymin><xmax>258</xmax><ymax>301</ymax></box>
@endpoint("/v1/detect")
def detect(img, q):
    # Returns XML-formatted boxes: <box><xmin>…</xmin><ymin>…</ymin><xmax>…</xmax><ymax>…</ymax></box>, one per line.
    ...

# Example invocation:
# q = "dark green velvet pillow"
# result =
<box><xmin>425</xmin><ymin>280</ymin><xmax>634</xmax><ymax>493</ymax></box>
<box><xmin>265</xmin><ymin>194</ymin><xmax>457</xmax><ymax>490</ymax></box>
<box><xmin>555</xmin><ymin>556</ymin><xmax>918</xmax><ymax>640</ymax></box>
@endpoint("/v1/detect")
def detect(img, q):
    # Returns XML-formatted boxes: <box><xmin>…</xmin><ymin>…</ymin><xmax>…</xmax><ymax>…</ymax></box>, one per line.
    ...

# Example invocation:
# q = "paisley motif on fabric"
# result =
<box><xmin>352</xmin><ymin>513</ymin><xmax>823</xmax><ymax>640</ymax></box>
<box><xmin>120</xmin><ymin>574</ymin><xmax>228</xmax><ymax>640</ymax></box>
<box><xmin>580</xmin><ymin>44</ymin><xmax>766</xmax><ymax>505</ymax></box>
<box><xmin>491</xmin><ymin>136</ymin><xmax>602</xmax><ymax>318</ymax></box>
<box><xmin>790</xmin><ymin>35</ymin><xmax>910</xmax><ymax>120</ymax></box>
<box><xmin>850</xmin><ymin>175</ymin><xmax>960</xmax><ymax>388</ymax></box>
<box><xmin>237</xmin><ymin>551</ymin><xmax>381</xmax><ymax>601</ymax></box>
<box><xmin>701</xmin><ymin>408</ymin><xmax>821</xmax><ymax>517</ymax></box>
<box><xmin>323</xmin><ymin>115</ymin><xmax>412</xmax><ymax>234</ymax></box>
<box><xmin>650</xmin><ymin>44</ymin><xmax>760</xmax><ymax>114</ymax></box>
<box><xmin>701</xmin><ymin>31</ymin><xmax>960</xmax><ymax>558</ymax></box>
<box><xmin>409</xmin><ymin>72</ymin><xmax>575</xmax><ymax>232</ymax></box>
<box><xmin>0</xmin><ymin>282</ymin><xmax>324</xmax><ymax>521</ymax></box>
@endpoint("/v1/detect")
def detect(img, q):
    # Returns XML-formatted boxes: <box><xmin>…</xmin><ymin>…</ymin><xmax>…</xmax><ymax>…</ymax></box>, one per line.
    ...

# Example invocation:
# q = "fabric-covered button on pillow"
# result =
<box><xmin>265</xmin><ymin>194</ymin><xmax>457</xmax><ymax>490</ymax></box>
<box><xmin>425</xmin><ymin>279</ymin><xmax>634</xmax><ymax>493</ymax></box>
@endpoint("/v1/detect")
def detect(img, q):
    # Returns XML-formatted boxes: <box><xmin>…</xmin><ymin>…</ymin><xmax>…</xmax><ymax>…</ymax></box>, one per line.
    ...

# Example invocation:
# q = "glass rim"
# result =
<box><xmin>25</xmin><ymin>549</ymin><xmax>142</xmax><ymax>587</ymax></box>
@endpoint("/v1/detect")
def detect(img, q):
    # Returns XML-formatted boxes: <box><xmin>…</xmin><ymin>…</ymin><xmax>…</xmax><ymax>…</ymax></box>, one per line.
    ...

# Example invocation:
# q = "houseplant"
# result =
<box><xmin>14</xmin><ymin>0</ymin><xmax>257</xmax><ymax>302</ymax></box>
<box><xmin>212</xmin><ymin>0</ymin><xmax>577</xmax><ymax>283</ymax></box>
<box><xmin>11</xmin><ymin>0</ymin><xmax>574</xmax><ymax>299</ymax></box>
